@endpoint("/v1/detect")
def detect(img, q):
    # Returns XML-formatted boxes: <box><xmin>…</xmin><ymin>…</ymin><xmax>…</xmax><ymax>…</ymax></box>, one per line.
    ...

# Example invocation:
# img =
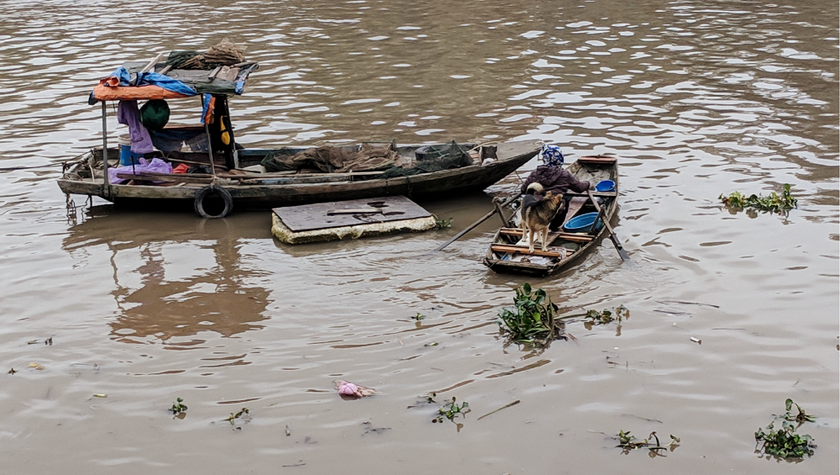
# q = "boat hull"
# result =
<box><xmin>58</xmin><ymin>141</ymin><xmax>538</xmax><ymax>209</ymax></box>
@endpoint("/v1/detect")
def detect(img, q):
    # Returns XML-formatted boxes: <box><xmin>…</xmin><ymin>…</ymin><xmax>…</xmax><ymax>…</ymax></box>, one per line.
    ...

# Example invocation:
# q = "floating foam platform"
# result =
<box><xmin>271</xmin><ymin>195</ymin><xmax>437</xmax><ymax>244</ymax></box>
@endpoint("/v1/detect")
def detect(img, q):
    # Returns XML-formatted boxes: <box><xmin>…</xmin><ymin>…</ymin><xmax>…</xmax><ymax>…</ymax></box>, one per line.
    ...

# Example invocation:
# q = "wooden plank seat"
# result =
<box><xmin>563</xmin><ymin>190</ymin><xmax>617</xmax><ymax>198</ymax></box>
<box><xmin>499</xmin><ymin>227</ymin><xmax>594</xmax><ymax>243</ymax></box>
<box><xmin>490</xmin><ymin>243</ymin><xmax>574</xmax><ymax>258</ymax></box>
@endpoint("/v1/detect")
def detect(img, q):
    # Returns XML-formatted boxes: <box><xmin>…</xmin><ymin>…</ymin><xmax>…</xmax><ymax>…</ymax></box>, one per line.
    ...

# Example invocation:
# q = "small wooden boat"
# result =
<box><xmin>57</xmin><ymin>48</ymin><xmax>539</xmax><ymax>218</ymax></box>
<box><xmin>482</xmin><ymin>155</ymin><xmax>620</xmax><ymax>276</ymax></box>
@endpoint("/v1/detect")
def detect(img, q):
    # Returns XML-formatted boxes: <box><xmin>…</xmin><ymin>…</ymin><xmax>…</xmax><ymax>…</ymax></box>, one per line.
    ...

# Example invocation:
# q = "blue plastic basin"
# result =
<box><xmin>563</xmin><ymin>212</ymin><xmax>603</xmax><ymax>233</ymax></box>
<box><xmin>595</xmin><ymin>180</ymin><xmax>615</xmax><ymax>192</ymax></box>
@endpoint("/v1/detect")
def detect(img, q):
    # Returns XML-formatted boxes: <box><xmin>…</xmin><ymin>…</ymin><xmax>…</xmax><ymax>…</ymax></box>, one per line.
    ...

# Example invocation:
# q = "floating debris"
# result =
<box><xmin>434</xmin><ymin>217</ymin><xmax>453</xmax><ymax>229</ymax></box>
<box><xmin>478</xmin><ymin>400</ymin><xmax>520</xmax><ymax>420</ymax></box>
<box><xmin>223</xmin><ymin>408</ymin><xmax>250</xmax><ymax>425</ymax></box>
<box><xmin>616</xmin><ymin>430</ymin><xmax>680</xmax><ymax>455</ymax></box>
<box><xmin>334</xmin><ymin>380</ymin><xmax>376</xmax><ymax>398</ymax></box>
<box><xmin>361</xmin><ymin>421</ymin><xmax>391</xmax><ymax>436</ymax></box>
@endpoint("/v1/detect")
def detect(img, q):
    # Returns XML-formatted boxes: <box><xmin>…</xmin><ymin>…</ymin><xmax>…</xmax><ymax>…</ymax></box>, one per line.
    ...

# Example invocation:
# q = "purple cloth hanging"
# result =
<box><xmin>117</xmin><ymin>100</ymin><xmax>154</xmax><ymax>154</ymax></box>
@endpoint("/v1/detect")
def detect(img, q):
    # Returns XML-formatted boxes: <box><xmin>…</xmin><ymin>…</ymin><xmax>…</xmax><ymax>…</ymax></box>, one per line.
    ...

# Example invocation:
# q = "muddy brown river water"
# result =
<box><xmin>0</xmin><ymin>1</ymin><xmax>837</xmax><ymax>473</ymax></box>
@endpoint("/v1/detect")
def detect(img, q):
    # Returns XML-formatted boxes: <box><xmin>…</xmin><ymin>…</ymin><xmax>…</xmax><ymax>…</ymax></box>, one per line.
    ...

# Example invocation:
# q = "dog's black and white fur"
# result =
<box><xmin>521</xmin><ymin>183</ymin><xmax>565</xmax><ymax>253</ymax></box>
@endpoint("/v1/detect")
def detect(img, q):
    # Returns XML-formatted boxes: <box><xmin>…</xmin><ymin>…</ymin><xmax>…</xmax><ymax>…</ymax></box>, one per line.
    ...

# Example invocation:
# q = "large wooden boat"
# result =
<box><xmin>482</xmin><ymin>155</ymin><xmax>620</xmax><ymax>276</ymax></box>
<box><xmin>57</xmin><ymin>48</ymin><xmax>539</xmax><ymax>218</ymax></box>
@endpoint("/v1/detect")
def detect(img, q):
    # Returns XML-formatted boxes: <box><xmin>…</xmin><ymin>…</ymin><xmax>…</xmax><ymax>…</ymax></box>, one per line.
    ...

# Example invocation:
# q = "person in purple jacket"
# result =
<box><xmin>520</xmin><ymin>145</ymin><xmax>590</xmax><ymax>229</ymax></box>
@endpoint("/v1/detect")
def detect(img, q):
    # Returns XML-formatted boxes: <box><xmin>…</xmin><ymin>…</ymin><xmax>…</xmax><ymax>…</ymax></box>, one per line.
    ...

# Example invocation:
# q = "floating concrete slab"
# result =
<box><xmin>271</xmin><ymin>195</ymin><xmax>437</xmax><ymax>244</ymax></box>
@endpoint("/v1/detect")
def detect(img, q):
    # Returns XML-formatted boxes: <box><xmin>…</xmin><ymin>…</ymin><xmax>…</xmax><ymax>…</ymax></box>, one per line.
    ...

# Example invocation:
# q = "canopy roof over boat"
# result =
<box><xmin>89</xmin><ymin>40</ymin><xmax>259</xmax><ymax>103</ymax></box>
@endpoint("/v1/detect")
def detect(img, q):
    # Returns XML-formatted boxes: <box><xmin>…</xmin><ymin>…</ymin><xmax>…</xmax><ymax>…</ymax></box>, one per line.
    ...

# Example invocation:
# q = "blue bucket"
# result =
<box><xmin>595</xmin><ymin>180</ymin><xmax>615</xmax><ymax>192</ymax></box>
<box><xmin>119</xmin><ymin>144</ymin><xmax>143</xmax><ymax>166</ymax></box>
<box><xmin>563</xmin><ymin>212</ymin><xmax>603</xmax><ymax>233</ymax></box>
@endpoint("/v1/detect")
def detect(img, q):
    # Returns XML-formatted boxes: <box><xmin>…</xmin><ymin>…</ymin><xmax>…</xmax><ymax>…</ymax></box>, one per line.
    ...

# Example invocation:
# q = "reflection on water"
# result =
<box><xmin>0</xmin><ymin>0</ymin><xmax>836</xmax><ymax>474</ymax></box>
<box><xmin>62</xmin><ymin>211</ymin><xmax>271</xmax><ymax>343</ymax></box>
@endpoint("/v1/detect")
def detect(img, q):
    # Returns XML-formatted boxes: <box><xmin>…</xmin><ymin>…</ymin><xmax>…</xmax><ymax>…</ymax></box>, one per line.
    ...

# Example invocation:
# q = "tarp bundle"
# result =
<box><xmin>164</xmin><ymin>39</ymin><xmax>246</xmax><ymax>70</ymax></box>
<box><xmin>261</xmin><ymin>143</ymin><xmax>400</xmax><ymax>173</ymax></box>
<box><xmin>89</xmin><ymin>40</ymin><xmax>256</xmax><ymax>102</ymax></box>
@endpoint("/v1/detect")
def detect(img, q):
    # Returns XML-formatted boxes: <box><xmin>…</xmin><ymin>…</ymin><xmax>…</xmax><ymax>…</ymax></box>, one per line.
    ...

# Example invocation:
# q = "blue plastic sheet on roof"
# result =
<box><xmin>108</xmin><ymin>67</ymin><xmax>198</xmax><ymax>96</ymax></box>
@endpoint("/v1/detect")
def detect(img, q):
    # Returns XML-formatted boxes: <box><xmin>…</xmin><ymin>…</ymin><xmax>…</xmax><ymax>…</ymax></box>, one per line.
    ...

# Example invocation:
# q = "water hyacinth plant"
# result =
<box><xmin>170</xmin><ymin>397</ymin><xmax>188</xmax><ymax>415</ymax></box>
<box><xmin>496</xmin><ymin>283</ymin><xmax>561</xmax><ymax>345</ymax></box>
<box><xmin>719</xmin><ymin>183</ymin><xmax>797</xmax><ymax>215</ymax></box>
<box><xmin>432</xmin><ymin>397</ymin><xmax>470</xmax><ymax>424</ymax></box>
<box><xmin>754</xmin><ymin>399</ymin><xmax>817</xmax><ymax>459</ymax></box>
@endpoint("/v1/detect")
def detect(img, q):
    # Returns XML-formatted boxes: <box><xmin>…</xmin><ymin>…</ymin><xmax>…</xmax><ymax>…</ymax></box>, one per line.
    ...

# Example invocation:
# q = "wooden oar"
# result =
<box><xmin>432</xmin><ymin>195</ymin><xmax>518</xmax><ymax>252</ymax></box>
<box><xmin>587</xmin><ymin>189</ymin><xmax>630</xmax><ymax>262</ymax></box>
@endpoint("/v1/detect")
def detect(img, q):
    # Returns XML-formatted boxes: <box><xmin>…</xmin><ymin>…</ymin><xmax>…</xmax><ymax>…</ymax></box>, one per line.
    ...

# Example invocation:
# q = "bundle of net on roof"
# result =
<box><xmin>380</xmin><ymin>141</ymin><xmax>473</xmax><ymax>178</ymax></box>
<box><xmin>165</xmin><ymin>38</ymin><xmax>246</xmax><ymax>70</ymax></box>
<box><xmin>261</xmin><ymin>142</ymin><xmax>400</xmax><ymax>173</ymax></box>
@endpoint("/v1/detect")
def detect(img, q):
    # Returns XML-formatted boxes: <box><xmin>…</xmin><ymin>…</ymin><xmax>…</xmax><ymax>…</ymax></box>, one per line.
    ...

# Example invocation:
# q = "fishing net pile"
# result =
<box><xmin>380</xmin><ymin>141</ymin><xmax>473</xmax><ymax>178</ymax></box>
<box><xmin>261</xmin><ymin>140</ymin><xmax>475</xmax><ymax>175</ymax></box>
<box><xmin>164</xmin><ymin>38</ymin><xmax>246</xmax><ymax>70</ymax></box>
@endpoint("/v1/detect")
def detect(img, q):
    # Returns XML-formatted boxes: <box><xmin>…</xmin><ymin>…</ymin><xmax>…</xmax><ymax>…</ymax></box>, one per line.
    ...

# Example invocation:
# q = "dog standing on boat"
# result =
<box><xmin>521</xmin><ymin>183</ymin><xmax>565</xmax><ymax>253</ymax></box>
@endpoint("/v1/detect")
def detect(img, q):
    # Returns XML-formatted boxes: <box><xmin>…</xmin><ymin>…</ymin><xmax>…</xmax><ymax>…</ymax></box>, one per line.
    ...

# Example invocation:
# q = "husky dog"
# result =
<box><xmin>521</xmin><ymin>183</ymin><xmax>565</xmax><ymax>253</ymax></box>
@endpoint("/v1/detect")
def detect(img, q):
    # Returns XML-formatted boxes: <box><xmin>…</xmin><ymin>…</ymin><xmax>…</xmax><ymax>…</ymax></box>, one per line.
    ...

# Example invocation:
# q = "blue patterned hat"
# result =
<box><xmin>541</xmin><ymin>144</ymin><xmax>565</xmax><ymax>167</ymax></box>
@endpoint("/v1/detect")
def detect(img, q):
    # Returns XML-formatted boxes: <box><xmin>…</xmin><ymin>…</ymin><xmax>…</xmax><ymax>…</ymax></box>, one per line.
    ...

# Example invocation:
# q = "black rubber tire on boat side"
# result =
<box><xmin>194</xmin><ymin>185</ymin><xmax>233</xmax><ymax>219</ymax></box>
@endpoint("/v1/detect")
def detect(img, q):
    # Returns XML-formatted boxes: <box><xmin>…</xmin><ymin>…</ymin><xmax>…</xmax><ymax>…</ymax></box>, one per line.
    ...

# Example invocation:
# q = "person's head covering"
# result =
<box><xmin>541</xmin><ymin>144</ymin><xmax>564</xmax><ymax>167</ymax></box>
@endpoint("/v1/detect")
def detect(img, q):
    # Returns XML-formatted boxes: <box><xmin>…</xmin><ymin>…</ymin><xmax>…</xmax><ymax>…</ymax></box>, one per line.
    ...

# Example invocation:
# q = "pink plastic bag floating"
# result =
<box><xmin>334</xmin><ymin>380</ymin><xmax>375</xmax><ymax>398</ymax></box>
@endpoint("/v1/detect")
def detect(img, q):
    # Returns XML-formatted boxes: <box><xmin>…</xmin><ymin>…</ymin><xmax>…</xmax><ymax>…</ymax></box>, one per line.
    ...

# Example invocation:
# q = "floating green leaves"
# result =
<box><xmin>435</xmin><ymin>217</ymin><xmax>453</xmax><ymax>229</ymax></box>
<box><xmin>224</xmin><ymin>407</ymin><xmax>250</xmax><ymax>425</ymax></box>
<box><xmin>755</xmin><ymin>423</ymin><xmax>815</xmax><ymax>458</ymax></box>
<box><xmin>755</xmin><ymin>399</ymin><xmax>817</xmax><ymax>458</ymax></box>
<box><xmin>170</xmin><ymin>397</ymin><xmax>188</xmax><ymax>415</ymax></box>
<box><xmin>783</xmin><ymin>398</ymin><xmax>816</xmax><ymax>424</ymax></box>
<box><xmin>432</xmin><ymin>397</ymin><xmax>470</xmax><ymax>424</ymax></box>
<box><xmin>583</xmin><ymin>305</ymin><xmax>628</xmax><ymax>325</ymax></box>
<box><xmin>719</xmin><ymin>184</ymin><xmax>797</xmax><ymax>215</ymax></box>
<box><xmin>496</xmin><ymin>283</ymin><xmax>561</xmax><ymax>345</ymax></box>
<box><xmin>616</xmin><ymin>430</ymin><xmax>680</xmax><ymax>455</ymax></box>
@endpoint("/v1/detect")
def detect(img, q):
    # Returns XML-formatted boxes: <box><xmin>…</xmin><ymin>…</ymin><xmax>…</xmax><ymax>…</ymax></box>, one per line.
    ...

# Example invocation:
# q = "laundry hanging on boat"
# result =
<box><xmin>117</xmin><ymin>100</ymin><xmax>154</xmax><ymax>154</ymax></box>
